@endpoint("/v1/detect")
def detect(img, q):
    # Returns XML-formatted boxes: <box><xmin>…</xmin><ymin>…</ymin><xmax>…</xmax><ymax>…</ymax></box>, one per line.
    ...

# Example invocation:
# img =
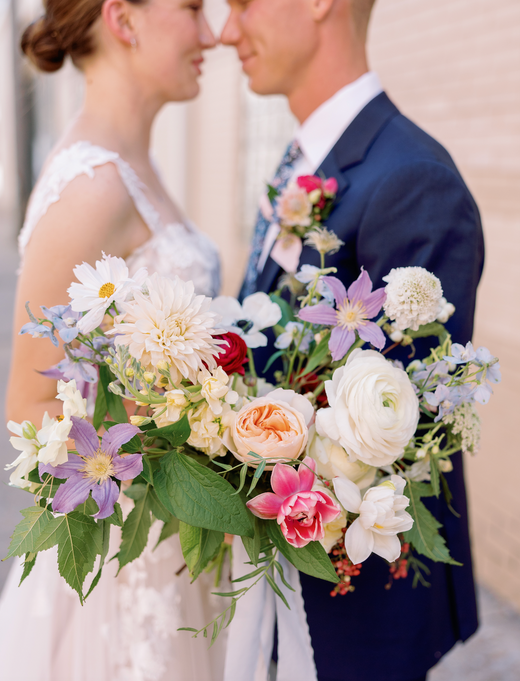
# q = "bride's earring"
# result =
<box><xmin>130</xmin><ymin>37</ymin><xmax>137</xmax><ymax>53</ymax></box>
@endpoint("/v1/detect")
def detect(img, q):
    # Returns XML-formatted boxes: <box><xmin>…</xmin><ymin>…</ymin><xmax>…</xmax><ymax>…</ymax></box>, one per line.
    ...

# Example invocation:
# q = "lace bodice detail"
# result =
<box><xmin>19</xmin><ymin>141</ymin><xmax>221</xmax><ymax>298</ymax></box>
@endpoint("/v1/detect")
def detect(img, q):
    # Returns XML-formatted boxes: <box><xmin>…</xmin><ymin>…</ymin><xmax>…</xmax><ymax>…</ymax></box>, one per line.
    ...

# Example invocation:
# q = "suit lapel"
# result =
<box><xmin>255</xmin><ymin>92</ymin><xmax>400</xmax><ymax>294</ymax></box>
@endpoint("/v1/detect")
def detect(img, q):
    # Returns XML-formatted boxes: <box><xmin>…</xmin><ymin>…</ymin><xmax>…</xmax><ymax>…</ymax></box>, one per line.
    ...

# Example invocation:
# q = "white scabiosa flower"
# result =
<box><xmin>383</xmin><ymin>267</ymin><xmax>443</xmax><ymax>331</ymax></box>
<box><xmin>68</xmin><ymin>253</ymin><xmax>147</xmax><ymax>333</ymax></box>
<box><xmin>112</xmin><ymin>272</ymin><xmax>222</xmax><ymax>385</ymax></box>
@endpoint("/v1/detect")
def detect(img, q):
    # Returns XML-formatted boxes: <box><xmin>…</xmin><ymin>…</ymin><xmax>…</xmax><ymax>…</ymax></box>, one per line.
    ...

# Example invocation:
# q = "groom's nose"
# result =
<box><xmin>220</xmin><ymin>8</ymin><xmax>241</xmax><ymax>47</ymax></box>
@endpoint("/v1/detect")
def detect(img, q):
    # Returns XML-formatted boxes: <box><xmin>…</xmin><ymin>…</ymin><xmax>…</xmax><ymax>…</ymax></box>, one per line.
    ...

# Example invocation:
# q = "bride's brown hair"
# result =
<box><xmin>21</xmin><ymin>0</ymin><xmax>146</xmax><ymax>73</ymax></box>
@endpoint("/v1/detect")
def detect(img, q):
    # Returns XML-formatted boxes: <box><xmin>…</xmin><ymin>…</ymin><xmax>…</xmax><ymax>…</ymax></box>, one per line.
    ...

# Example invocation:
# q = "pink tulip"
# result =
<box><xmin>246</xmin><ymin>459</ymin><xmax>341</xmax><ymax>548</ymax></box>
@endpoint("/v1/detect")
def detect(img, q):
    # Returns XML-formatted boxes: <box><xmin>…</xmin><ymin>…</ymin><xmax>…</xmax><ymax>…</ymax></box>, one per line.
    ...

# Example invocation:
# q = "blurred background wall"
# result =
<box><xmin>0</xmin><ymin>0</ymin><xmax>518</xmax><ymax>615</ymax></box>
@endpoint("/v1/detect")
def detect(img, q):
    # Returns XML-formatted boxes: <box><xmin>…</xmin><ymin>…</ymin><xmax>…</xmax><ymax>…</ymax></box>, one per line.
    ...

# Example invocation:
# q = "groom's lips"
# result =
<box><xmin>239</xmin><ymin>53</ymin><xmax>256</xmax><ymax>71</ymax></box>
<box><xmin>192</xmin><ymin>57</ymin><xmax>204</xmax><ymax>74</ymax></box>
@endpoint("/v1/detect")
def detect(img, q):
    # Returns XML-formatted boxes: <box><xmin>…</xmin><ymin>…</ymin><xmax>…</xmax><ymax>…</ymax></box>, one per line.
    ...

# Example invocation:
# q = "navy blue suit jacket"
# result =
<box><xmin>251</xmin><ymin>92</ymin><xmax>484</xmax><ymax>681</ymax></box>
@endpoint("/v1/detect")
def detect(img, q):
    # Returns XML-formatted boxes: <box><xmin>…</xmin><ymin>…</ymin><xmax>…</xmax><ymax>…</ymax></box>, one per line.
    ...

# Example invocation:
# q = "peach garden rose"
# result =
<box><xmin>223</xmin><ymin>388</ymin><xmax>314</xmax><ymax>467</ymax></box>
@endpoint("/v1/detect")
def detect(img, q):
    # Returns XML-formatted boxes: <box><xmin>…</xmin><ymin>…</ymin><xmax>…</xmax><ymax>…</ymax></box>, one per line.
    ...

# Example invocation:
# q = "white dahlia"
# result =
<box><xmin>383</xmin><ymin>267</ymin><xmax>443</xmax><ymax>331</ymax></box>
<box><xmin>111</xmin><ymin>272</ymin><xmax>221</xmax><ymax>384</ymax></box>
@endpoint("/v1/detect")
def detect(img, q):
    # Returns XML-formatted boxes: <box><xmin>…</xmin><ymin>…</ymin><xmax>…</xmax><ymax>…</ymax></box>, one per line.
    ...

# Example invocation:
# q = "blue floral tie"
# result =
<box><xmin>240</xmin><ymin>140</ymin><xmax>302</xmax><ymax>299</ymax></box>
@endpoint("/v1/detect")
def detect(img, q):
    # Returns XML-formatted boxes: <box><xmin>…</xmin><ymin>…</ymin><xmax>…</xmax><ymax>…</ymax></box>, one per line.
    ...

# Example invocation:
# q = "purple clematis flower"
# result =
<box><xmin>298</xmin><ymin>270</ymin><xmax>386</xmax><ymax>361</ymax></box>
<box><xmin>40</xmin><ymin>417</ymin><xmax>142</xmax><ymax>519</ymax></box>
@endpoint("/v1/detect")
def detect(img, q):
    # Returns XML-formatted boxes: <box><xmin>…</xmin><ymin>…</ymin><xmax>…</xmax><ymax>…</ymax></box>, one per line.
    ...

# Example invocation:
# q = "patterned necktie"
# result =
<box><xmin>240</xmin><ymin>140</ymin><xmax>302</xmax><ymax>299</ymax></box>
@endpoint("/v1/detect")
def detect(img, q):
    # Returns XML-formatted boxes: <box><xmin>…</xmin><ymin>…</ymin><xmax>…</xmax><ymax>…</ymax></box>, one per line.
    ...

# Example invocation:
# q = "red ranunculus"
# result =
<box><xmin>297</xmin><ymin>175</ymin><xmax>322</xmax><ymax>193</ymax></box>
<box><xmin>214</xmin><ymin>332</ymin><xmax>248</xmax><ymax>376</ymax></box>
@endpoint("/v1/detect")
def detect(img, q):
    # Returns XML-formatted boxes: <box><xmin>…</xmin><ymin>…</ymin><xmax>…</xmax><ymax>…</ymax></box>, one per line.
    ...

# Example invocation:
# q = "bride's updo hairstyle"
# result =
<box><xmin>21</xmin><ymin>0</ymin><xmax>146</xmax><ymax>73</ymax></box>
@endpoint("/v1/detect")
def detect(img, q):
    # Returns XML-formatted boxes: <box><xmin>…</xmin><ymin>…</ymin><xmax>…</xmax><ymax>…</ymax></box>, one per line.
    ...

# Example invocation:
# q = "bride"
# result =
<box><xmin>0</xmin><ymin>1</ymin><xmax>226</xmax><ymax>679</ymax></box>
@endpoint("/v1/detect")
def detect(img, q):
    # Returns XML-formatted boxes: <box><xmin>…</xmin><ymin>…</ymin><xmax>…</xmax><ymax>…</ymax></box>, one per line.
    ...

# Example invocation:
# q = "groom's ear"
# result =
<box><xmin>102</xmin><ymin>0</ymin><xmax>136</xmax><ymax>46</ymax></box>
<box><xmin>310</xmin><ymin>0</ymin><xmax>336</xmax><ymax>22</ymax></box>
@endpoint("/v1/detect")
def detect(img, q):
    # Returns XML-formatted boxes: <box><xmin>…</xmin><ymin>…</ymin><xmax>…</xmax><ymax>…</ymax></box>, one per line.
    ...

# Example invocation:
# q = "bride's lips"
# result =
<box><xmin>192</xmin><ymin>57</ymin><xmax>204</xmax><ymax>75</ymax></box>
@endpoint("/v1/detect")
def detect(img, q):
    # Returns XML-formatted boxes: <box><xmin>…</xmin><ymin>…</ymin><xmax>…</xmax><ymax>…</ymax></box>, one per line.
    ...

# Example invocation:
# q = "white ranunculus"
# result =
<box><xmin>316</xmin><ymin>349</ymin><xmax>419</xmax><ymax>467</ymax></box>
<box><xmin>334</xmin><ymin>475</ymin><xmax>413</xmax><ymax>564</ymax></box>
<box><xmin>210</xmin><ymin>293</ymin><xmax>282</xmax><ymax>348</ymax></box>
<box><xmin>383</xmin><ymin>267</ymin><xmax>443</xmax><ymax>332</ymax></box>
<box><xmin>306</xmin><ymin>425</ymin><xmax>376</xmax><ymax>489</ymax></box>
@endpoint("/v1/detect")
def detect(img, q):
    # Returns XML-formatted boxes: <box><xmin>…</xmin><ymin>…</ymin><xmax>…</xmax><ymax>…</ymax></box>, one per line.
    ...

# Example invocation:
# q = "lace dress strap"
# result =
<box><xmin>18</xmin><ymin>140</ymin><xmax>163</xmax><ymax>261</ymax></box>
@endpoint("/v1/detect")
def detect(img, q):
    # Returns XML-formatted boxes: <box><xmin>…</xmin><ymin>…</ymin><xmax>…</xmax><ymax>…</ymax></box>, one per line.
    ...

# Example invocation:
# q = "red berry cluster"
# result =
<box><xmin>329</xmin><ymin>529</ymin><xmax>362</xmax><ymax>597</ymax></box>
<box><xmin>385</xmin><ymin>541</ymin><xmax>410</xmax><ymax>590</ymax></box>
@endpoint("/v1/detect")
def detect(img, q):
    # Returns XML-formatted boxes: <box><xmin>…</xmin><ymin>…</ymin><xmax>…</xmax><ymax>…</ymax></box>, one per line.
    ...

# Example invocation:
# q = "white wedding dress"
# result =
<box><xmin>0</xmin><ymin>142</ymin><xmax>226</xmax><ymax>681</ymax></box>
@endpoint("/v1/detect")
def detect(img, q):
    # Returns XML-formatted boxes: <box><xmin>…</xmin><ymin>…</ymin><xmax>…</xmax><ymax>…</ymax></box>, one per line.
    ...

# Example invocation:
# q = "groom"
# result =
<box><xmin>222</xmin><ymin>1</ymin><xmax>484</xmax><ymax>680</ymax></box>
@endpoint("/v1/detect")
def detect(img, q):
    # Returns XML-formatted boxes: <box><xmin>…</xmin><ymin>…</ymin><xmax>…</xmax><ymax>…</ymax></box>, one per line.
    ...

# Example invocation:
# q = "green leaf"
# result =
<box><xmin>155</xmin><ymin>516</ymin><xmax>180</xmax><ymax>550</ymax></box>
<box><xmin>146</xmin><ymin>415</ymin><xmax>190</xmax><ymax>447</ymax></box>
<box><xmin>241</xmin><ymin>516</ymin><xmax>263</xmax><ymax>567</ymax></box>
<box><xmin>403</xmin><ymin>479</ymin><xmax>462</xmax><ymax>565</ymax></box>
<box><xmin>267</xmin><ymin>184</ymin><xmax>279</xmax><ymax>203</ymax></box>
<box><xmin>406</xmin><ymin>322</ymin><xmax>449</xmax><ymax>344</ymax></box>
<box><xmin>300</xmin><ymin>334</ymin><xmax>330</xmax><ymax>378</ymax></box>
<box><xmin>141</xmin><ymin>457</ymin><xmax>155</xmax><ymax>485</ymax></box>
<box><xmin>19</xmin><ymin>553</ymin><xmax>37</xmax><ymax>586</ymax></box>
<box><xmin>51</xmin><ymin>512</ymin><xmax>100</xmax><ymax>602</ymax></box>
<box><xmin>118</xmin><ymin>488</ymin><xmax>152</xmax><ymax>570</ymax></box>
<box><xmin>179</xmin><ymin>523</ymin><xmax>224</xmax><ymax>580</ymax></box>
<box><xmin>121</xmin><ymin>434</ymin><xmax>143</xmax><ymax>454</ymax></box>
<box><xmin>124</xmin><ymin>483</ymin><xmax>148</xmax><ymax>501</ymax></box>
<box><xmin>263</xmin><ymin>350</ymin><xmax>285</xmax><ymax>374</ymax></box>
<box><xmin>99</xmin><ymin>364</ymin><xmax>128</xmax><ymax>423</ymax></box>
<box><xmin>148</xmin><ymin>488</ymin><xmax>172</xmax><ymax>523</ymax></box>
<box><xmin>269</xmin><ymin>294</ymin><xmax>295</xmax><ymax>326</ymax></box>
<box><xmin>429</xmin><ymin>456</ymin><xmax>440</xmax><ymax>498</ymax></box>
<box><xmin>154</xmin><ymin>452</ymin><xmax>254</xmax><ymax>537</ymax></box>
<box><xmin>265</xmin><ymin>572</ymin><xmax>289</xmax><ymax>609</ymax></box>
<box><xmin>266</xmin><ymin>522</ymin><xmax>338</xmax><ymax>583</ymax></box>
<box><xmin>92</xmin><ymin>379</ymin><xmax>108</xmax><ymax>430</ymax></box>
<box><xmin>85</xmin><ymin>519</ymin><xmax>111</xmax><ymax>599</ymax></box>
<box><xmin>6</xmin><ymin>507</ymin><xmax>53</xmax><ymax>558</ymax></box>
<box><xmin>107</xmin><ymin>502</ymin><xmax>124</xmax><ymax>527</ymax></box>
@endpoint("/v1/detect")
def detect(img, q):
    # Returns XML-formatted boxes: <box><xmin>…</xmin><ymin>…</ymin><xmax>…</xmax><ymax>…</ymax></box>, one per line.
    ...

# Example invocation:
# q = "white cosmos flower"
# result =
<box><xmin>68</xmin><ymin>253</ymin><xmax>147</xmax><ymax>333</ymax></box>
<box><xmin>111</xmin><ymin>272</ymin><xmax>222</xmax><ymax>384</ymax></box>
<box><xmin>334</xmin><ymin>475</ymin><xmax>413</xmax><ymax>564</ymax></box>
<box><xmin>210</xmin><ymin>293</ymin><xmax>282</xmax><ymax>348</ymax></box>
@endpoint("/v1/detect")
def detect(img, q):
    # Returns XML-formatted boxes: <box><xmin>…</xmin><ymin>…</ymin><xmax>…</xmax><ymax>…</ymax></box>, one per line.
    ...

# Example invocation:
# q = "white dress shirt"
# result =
<box><xmin>258</xmin><ymin>72</ymin><xmax>383</xmax><ymax>272</ymax></box>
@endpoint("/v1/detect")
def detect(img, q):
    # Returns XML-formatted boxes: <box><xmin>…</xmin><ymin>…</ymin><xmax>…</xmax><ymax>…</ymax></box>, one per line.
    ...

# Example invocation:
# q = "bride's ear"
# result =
<box><xmin>310</xmin><ymin>0</ymin><xmax>336</xmax><ymax>22</ymax></box>
<box><xmin>102</xmin><ymin>0</ymin><xmax>136</xmax><ymax>47</ymax></box>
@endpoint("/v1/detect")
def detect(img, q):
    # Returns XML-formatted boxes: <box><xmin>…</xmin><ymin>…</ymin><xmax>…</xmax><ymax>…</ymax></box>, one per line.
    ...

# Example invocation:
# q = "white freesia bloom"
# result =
<box><xmin>111</xmin><ymin>272</ymin><xmax>221</xmax><ymax>384</ymax></box>
<box><xmin>210</xmin><ymin>293</ymin><xmax>282</xmax><ymax>348</ymax></box>
<box><xmin>383</xmin><ymin>267</ymin><xmax>443</xmax><ymax>331</ymax></box>
<box><xmin>5</xmin><ymin>420</ymin><xmax>42</xmax><ymax>488</ymax></box>
<box><xmin>152</xmin><ymin>389</ymin><xmax>190</xmax><ymax>428</ymax></box>
<box><xmin>275</xmin><ymin>322</ymin><xmax>313</xmax><ymax>353</ymax></box>
<box><xmin>334</xmin><ymin>475</ymin><xmax>413</xmax><ymax>564</ymax></box>
<box><xmin>188</xmin><ymin>402</ymin><xmax>230</xmax><ymax>458</ymax></box>
<box><xmin>198</xmin><ymin>366</ymin><xmax>238</xmax><ymax>415</ymax></box>
<box><xmin>316</xmin><ymin>349</ymin><xmax>419</xmax><ymax>467</ymax></box>
<box><xmin>56</xmin><ymin>379</ymin><xmax>87</xmax><ymax>418</ymax></box>
<box><xmin>306</xmin><ymin>426</ymin><xmax>376</xmax><ymax>489</ymax></box>
<box><xmin>68</xmin><ymin>253</ymin><xmax>147</xmax><ymax>333</ymax></box>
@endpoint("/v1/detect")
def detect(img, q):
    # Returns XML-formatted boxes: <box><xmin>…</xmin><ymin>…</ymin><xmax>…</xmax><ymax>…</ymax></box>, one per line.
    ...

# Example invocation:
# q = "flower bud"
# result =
<box><xmin>105</xmin><ymin>357</ymin><xmax>113</xmax><ymax>365</ymax></box>
<box><xmin>416</xmin><ymin>449</ymin><xmax>427</xmax><ymax>459</ymax></box>
<box><xmin>125</xmin><ymin>367</ymin><xmax>135</xmax><ymax>378</ymax></box>
<box><xmin>439</xmin><ymin>459</ymin><xmax>453</xmax><ymax>473</ymax></box>
<box><xmin>157</xmin><ymin>360</ymin><xmax>169</xmax><ymax>372</ymax></box>
<box><xmin>308</xmin><ymin>188</ymin><xmax>322</xmax><ymax>204</ymax></box>
<box><xmin>22</xmin><ymin>421</ymin><xmax>38</xmax><ymax>440</ymax></box>
<box><xmin>108</xmin><ymin>382</ymin><xmax>123</xmax><ymax>396</ymax></box>
<box><xmin>130</xmin><ymin>415</ymin><xmax>151</xmax><ymax>426</ymax></box>
<box><xmin>431</xmin><ymin>445</ymin><xmax>440</xmax><ymax>455</ymax></box>
<box><xmin>143</xmin><ymin>372</ymin><xmax>155</xmax><ymax>385</ymax></box>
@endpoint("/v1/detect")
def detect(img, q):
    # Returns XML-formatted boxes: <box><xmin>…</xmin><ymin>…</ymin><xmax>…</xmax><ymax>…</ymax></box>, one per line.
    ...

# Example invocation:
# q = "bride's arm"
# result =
<box><xmin>6</xmin><ymin>164</ymin><xmax>140</xmax><ymax>426</ymax></box>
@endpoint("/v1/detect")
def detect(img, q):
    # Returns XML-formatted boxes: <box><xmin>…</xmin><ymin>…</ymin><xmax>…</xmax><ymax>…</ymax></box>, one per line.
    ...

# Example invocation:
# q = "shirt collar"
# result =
<box><xmin>295</xmin><ymin>72</ymin><xmax>384</xmax><ymax>171</ymax></box>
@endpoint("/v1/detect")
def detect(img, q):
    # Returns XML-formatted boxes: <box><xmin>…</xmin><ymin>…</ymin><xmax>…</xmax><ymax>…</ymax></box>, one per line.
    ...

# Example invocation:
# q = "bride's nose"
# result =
<box><xmin>220</xmin><ymin>9</ymin><xmax>241</xmax><ymax>47</ymax></box>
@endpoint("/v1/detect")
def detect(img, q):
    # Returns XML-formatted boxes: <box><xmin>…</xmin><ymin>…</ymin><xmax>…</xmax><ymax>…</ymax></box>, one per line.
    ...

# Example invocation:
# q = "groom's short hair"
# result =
<box><xmin>351</xmin><ymin>0</ymin><xmax>377</xmax><ymax>37</ymax></box>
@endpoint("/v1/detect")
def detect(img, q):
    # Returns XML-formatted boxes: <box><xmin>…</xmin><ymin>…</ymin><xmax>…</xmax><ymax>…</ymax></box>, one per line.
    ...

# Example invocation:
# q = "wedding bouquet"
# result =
<box><xmin>5</xmin><ymin>175</ymin><xmax>500</xmax><ymax>642</ymax></box>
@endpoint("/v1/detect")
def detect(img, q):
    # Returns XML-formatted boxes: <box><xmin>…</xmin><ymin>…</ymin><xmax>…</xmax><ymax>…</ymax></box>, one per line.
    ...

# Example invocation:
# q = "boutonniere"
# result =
<box><xmin>266</xmin><ymin>175</ymin><xmax>343</xmax><ymax>273</ymax></box>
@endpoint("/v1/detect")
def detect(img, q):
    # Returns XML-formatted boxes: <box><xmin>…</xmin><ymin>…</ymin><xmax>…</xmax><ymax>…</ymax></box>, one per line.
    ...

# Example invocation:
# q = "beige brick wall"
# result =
<box><xmin>368</xmin><ymin>0</ymin><xmax>520</xmax><ymax>609</ymax></box>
